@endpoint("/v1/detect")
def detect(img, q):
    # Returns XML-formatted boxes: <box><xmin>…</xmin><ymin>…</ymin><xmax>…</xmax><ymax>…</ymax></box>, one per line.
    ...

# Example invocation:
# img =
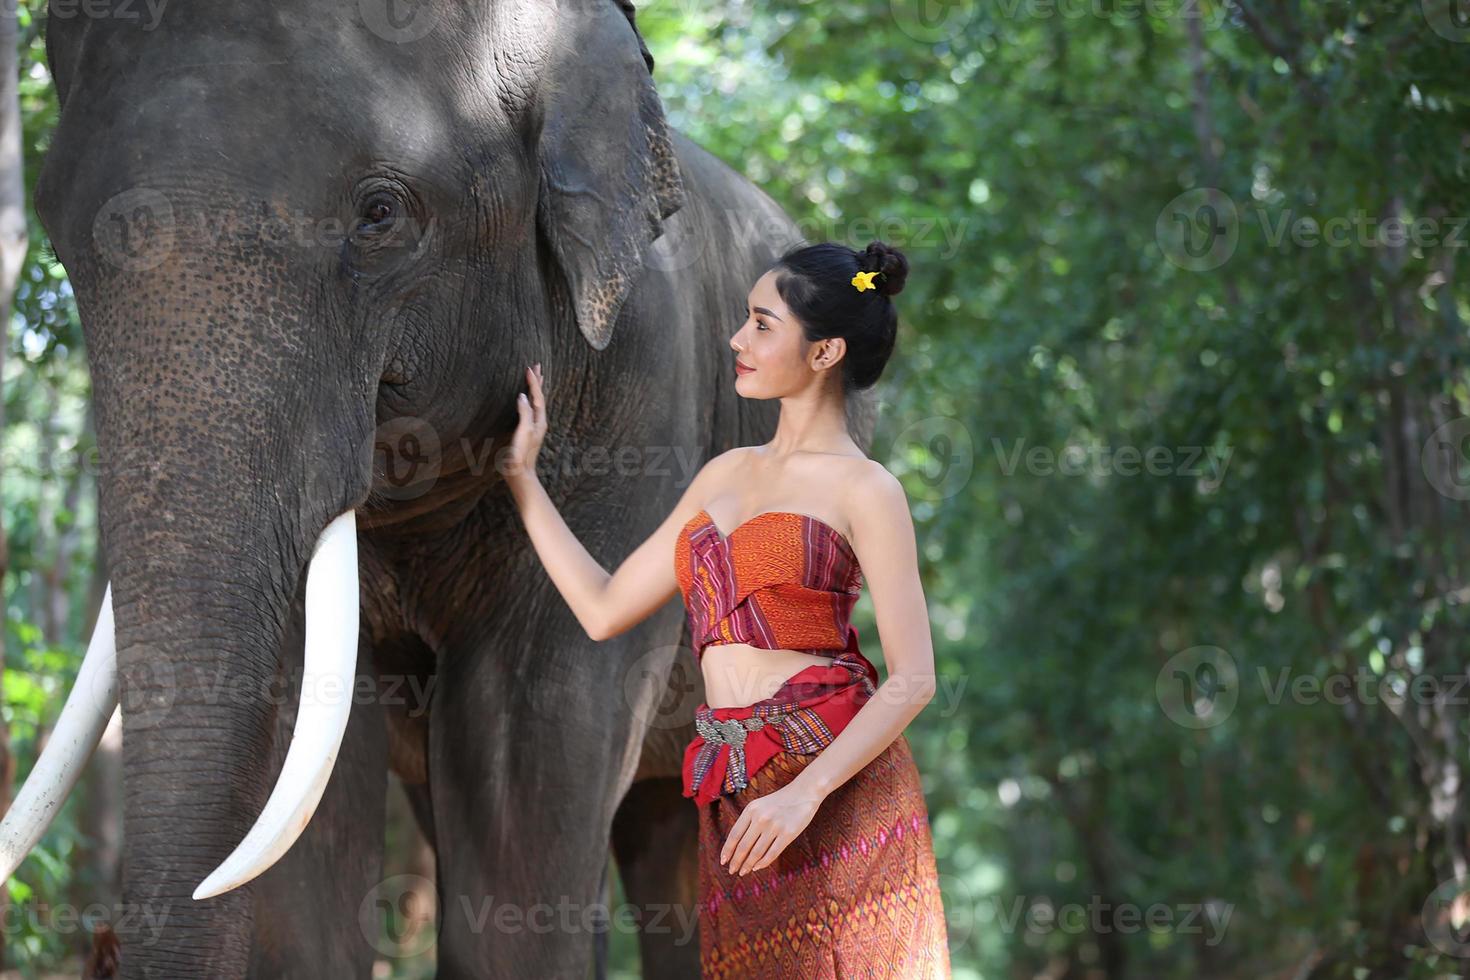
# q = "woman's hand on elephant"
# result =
<box><xmin>507</xmin><ymin>362</ymin><xmax>546</xmax><ymax>487</ymax></box>
<box><xmin>719</xmin><ymin>784</ymin><xmax>823</xmax><ymax>876</ymax></box>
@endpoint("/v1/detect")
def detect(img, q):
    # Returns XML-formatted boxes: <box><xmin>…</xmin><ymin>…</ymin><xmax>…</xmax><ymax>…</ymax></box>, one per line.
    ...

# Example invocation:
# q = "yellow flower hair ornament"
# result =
<box><xmin>851</xmin><ymin>270</ymin><xmax>880</xmax><ymax>292</ymax></box>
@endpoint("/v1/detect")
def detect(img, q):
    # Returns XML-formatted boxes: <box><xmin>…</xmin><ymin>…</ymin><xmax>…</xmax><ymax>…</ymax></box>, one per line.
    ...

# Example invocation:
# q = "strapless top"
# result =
<box><xmin>674</xmin><ymin>508</ymin><xmax>862</xmax><ymax>660</ymax></box>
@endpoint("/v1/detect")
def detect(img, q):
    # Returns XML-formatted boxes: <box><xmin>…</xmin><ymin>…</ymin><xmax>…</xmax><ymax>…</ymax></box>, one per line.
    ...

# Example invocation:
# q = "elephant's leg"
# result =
<box><xmin>429</xmin><ymin>637</ymin><xmax>641</xmax><ymax>980</ymax></box>
<box><xmin>244</xmin><ymin>635</ymin><xmax>389</xmax><ymax>979</ymax></box>
<box><xmin>611</xmin><ymin>777</ymin><xmax>701</xmax><ymax>979</ymax></box>
<box><xmin>610</xmin><ymin>656</ymin><xmax>702</xmax><ymax>978</ymax></box>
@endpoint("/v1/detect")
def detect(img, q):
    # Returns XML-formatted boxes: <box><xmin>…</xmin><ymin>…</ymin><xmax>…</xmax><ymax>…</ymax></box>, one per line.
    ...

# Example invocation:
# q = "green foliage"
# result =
<box><xmin>2</xmin><ymin>1</ymin><xmax>99</xmax><ymax>974</ymax></box>
<box><xmin>641</xmin><ymin>0</ymin><xmax>1470</xmax><ymax>975</ymax></box>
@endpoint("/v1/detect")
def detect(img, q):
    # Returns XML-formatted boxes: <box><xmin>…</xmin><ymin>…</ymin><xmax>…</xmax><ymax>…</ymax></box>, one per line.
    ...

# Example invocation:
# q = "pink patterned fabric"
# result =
<box><xmin>674</xmin><ymin>509</ymin><xmax>861</xmax><ymax>660</ymax></box>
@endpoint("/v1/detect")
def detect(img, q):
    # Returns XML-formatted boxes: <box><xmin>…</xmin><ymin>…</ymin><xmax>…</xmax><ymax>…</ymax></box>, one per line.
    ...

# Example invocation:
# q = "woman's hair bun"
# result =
<box><xmin>768</xmin><ymin>238</ymin><xmax>909</xmax><ymax>392</ymax></box>
<box><xmin>857</xmin><ymin>240</ymin><xmax>909</xmax><ymax>298</ymax></box>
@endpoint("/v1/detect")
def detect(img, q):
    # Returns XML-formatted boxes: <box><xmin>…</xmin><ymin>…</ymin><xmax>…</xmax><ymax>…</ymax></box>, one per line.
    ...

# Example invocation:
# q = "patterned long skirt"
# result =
<box><xmin>695</xmin><ymin>733</ymin><xmax>952</xmax><ymax>978</ymax></box>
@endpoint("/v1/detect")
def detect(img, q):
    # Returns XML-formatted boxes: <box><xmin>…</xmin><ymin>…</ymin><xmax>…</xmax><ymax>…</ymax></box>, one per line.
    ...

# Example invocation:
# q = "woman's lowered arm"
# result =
<box><xmin>782</xmin><ymin>468</ymin><xmax>939</xmax><ymax>798</ymax></box>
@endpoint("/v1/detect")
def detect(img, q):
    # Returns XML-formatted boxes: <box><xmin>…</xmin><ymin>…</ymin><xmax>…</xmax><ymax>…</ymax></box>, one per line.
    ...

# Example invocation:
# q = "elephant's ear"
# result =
<box><xmin>536</xmin><ymin>0</ymin><xmax>687</xmax><ymax>351</ymax></box>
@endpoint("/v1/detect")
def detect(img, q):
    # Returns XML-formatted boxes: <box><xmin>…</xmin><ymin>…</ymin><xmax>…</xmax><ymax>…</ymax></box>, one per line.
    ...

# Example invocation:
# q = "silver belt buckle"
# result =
<box><xmin>696</xmin><ymin>714</ymin><xmax>767</xmax><ymax>747</ymax></box>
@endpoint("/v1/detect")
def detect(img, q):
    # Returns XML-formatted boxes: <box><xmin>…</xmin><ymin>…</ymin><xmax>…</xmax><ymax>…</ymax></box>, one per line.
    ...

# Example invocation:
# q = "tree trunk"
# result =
<box><xmin>0</xmin><ymin>0</ymin><xmax>32</xmax><ymax>968</ymax></box>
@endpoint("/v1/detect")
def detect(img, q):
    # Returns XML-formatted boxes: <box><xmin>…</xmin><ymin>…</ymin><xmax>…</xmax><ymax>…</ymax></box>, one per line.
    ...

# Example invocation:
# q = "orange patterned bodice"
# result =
<box><xmin>674</xmin><ymin>508</ymin><xmax>863</xmax><ymax>660</ymax></box>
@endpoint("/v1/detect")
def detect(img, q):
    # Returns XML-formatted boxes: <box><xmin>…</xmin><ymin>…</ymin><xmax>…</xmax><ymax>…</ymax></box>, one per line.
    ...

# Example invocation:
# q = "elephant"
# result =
<box><xmin>13</xmin><ymin>0</ymin><xmax>879</xmax><ymax>978</ymax></box>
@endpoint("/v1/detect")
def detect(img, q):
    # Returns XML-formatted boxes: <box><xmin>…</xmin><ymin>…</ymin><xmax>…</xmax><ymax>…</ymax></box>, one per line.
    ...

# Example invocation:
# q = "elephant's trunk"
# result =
<box><xmin>0</xmin><ymin>513</ymin><xmax>361</xmax><ymax>898</ymax></box>
<box><xmin>55</xmin><ymin>241</ymin><xmax>377</xmax><ymax>977</ymax></box>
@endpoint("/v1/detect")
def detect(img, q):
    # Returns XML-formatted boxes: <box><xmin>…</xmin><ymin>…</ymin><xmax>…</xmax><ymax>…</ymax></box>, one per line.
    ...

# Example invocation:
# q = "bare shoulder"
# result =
<box><xmin>696</xmin><ymin>446</ymin><xmax>752</xmax><ymax>485</ymax></box>
<box><xmin>842</xmin><ymin>459</ymin><xmax>912</xmax><ymax>543</ymax></box>
<box><xmin>678</xmin><ymin>446</ymin><xmax>750</xmax><ymax>505</ymax></box>
<box><xmin>711</xmin><ymin>445</ymin><xmax>759</xmax><ymax>468</ymax></box>
<box><xmin>849</xmin><ymin>456</ymin><xmax>904</xmax><ymax>501</ymax></box>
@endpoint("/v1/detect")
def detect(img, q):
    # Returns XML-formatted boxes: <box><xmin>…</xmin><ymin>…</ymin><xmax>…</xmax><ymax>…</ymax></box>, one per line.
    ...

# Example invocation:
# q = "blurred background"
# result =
<box><xmin>3</xmin><ymin>0</ymin><xmax>1469</xmax><ymax>976</ymax></box>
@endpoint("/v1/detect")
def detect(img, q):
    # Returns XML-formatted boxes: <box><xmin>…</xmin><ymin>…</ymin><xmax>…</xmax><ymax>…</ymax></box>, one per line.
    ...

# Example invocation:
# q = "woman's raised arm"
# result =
<box><xmin>504</xmin><ymin>362</ymin><xmax>730</xmax><ymax>642</ymax></box>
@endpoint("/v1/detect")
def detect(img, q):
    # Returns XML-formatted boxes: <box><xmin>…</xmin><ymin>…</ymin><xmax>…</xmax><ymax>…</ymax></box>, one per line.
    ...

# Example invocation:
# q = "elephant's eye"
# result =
<box><xmin>358</xmin><ymin>196</ymin><xmax>398</xmax><ymax>233</ymax></box>
<box><xmin>341</xmin><ymin>177</ymin><xmax>428</xmax><ymax>278</ymax></box>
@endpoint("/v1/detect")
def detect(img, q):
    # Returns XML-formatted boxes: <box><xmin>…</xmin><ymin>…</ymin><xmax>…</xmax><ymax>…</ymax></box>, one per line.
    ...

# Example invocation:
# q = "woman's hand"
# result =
<box><xmin>506</xmin><ymin>362</ymin><xmax>546</xmax><ymax>490</ymax></box>
<box><xmin>720</xmin><ymin>783</ymin><xmax>825</xmax><ymax>876</ymax></box>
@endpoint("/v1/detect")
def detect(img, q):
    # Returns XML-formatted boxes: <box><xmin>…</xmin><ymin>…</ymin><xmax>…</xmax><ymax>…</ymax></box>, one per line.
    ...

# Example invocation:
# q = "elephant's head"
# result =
<box><xmin>10</xmin><ymin>0</ymin><xmax>684</xmax><ymax>974</ymax></box>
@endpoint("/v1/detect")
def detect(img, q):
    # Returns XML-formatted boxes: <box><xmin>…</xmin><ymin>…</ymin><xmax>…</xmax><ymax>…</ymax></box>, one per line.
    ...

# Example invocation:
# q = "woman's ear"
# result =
<box><xmin>815</xmin><ymin>338</ymin><xmax>846</xmax><ymax>370</ymax></box>
<box><xmin>535</xmin><ymin>0</ymin><xmax>687</xmax><ymax>351</ymax></box>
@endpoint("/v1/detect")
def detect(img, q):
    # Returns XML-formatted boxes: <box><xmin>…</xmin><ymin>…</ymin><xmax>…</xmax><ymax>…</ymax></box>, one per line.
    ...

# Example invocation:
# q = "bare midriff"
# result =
<box><xmin>700</xmin><ymin>641</ymin><xmax>837</xmax><ymax>709</ymax></box>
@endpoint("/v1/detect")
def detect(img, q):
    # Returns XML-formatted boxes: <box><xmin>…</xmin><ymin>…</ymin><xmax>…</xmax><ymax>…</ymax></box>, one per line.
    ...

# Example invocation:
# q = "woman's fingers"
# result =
<box><xmin>527</xmin><ymin>365</ymin><xmax>546</xmax><ymax>426</ymax></box>
<box><xmin>744</xmin><ymin>832</ymin><xmax>788</xmax><ymax>874</ymax></box>
<box><xmin>721</xmin><ymin>811</ymin><xmax>756</xmax><ymax>868</ymax></box>
<box><xmin>509</xmin><ymin>365</ymin><xmax>544</xmax><ymax>480</ymax></box>
<box><xmin>723</xmin><ymin>806</ymin><xmax>778</xmax><ymax>874</ymax></box>
<box><xmin>734</xmin><ymin>828</ymin><xmax>780</xmax><ymax>875</ymax></box>
<box><xmin>517</xmin><ymin>365</ymin><xmax>546</xmax><ymax>437</ymax></box>
<box><xmin>729</xmin><ymin>830</ymin><xmax>764</xmax><ymax>874</ymax></box>
<box><xmin>720</xmin><ymin>821</ymin><xmax>745</xmax><ymax>867</ymax></box>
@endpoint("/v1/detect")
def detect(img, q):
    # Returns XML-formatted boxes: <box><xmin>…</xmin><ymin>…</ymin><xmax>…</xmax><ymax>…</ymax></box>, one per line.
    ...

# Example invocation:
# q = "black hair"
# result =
<box><xmin>768</xmin><ymin>239</ymin><xmax>909</xmax><ymax>392</ymax></box>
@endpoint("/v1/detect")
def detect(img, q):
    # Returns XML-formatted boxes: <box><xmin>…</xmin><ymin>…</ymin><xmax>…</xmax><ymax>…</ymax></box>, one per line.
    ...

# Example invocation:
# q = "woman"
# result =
<box><xmin>503</xmin><ymin>240</ymin><xmax>951</xmax><ymax>978</ymax></box>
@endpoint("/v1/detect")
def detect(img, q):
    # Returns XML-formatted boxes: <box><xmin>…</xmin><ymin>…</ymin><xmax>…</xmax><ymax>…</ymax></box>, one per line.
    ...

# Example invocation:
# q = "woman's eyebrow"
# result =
<box><xmin>745</xmin><ymin>303</ymin><xmax>784</xmax><ymax>321</ymax></box>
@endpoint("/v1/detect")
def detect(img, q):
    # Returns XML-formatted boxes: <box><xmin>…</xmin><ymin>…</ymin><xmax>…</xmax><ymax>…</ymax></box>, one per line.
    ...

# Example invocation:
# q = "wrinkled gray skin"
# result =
<box><xmin>35</xmin><ymin>1</ymin><xmax>873</xmax><ymax>977</ymax></box>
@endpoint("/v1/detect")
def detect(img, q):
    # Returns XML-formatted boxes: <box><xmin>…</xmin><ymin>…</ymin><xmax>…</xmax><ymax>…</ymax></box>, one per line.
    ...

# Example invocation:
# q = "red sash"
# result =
<box><xmin>682</xmin><ymin>626</ymin><xmax>877</xmax><ymax>806</ymax></box>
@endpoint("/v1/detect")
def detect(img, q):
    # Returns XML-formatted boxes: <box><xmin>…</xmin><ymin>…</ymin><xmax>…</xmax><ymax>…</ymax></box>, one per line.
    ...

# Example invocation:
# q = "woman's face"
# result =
<box><xmin>728</xmin><ymin>269</ymin><xmax>845</xmax><ymax>397</ymax></box>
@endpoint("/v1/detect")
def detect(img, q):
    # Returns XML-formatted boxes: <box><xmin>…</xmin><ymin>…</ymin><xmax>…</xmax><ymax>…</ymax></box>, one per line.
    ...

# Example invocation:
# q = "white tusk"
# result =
<box><xmin>0</xmin><ymin>583</ymin><xmax>119</xmax><ymax>882</ymax></box>
<box><xmin>193</xmin><ymin>509</ymin><xmax>360</xmax><ymax>901</ymax></box>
